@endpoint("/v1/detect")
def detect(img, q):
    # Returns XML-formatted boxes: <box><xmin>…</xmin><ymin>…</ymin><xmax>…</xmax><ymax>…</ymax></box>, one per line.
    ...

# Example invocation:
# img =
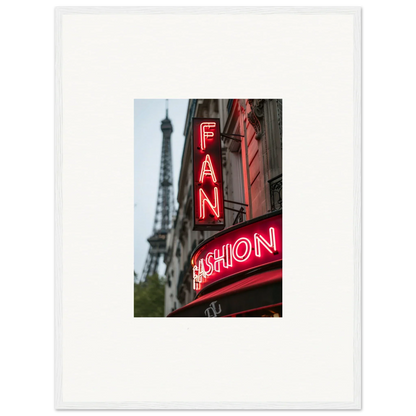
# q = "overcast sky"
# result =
<box><xmin>134</xmin><ymin>99</ymin><xmax>188</xmax><ymax>278</ymax></box>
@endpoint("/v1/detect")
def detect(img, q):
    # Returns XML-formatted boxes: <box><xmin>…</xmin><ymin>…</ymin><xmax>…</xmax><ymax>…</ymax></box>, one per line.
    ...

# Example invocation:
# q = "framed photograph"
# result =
<box><xmin>55</xmin><ymin>7</ymin><xmax>361</xmax><ymax>409</ymax></box>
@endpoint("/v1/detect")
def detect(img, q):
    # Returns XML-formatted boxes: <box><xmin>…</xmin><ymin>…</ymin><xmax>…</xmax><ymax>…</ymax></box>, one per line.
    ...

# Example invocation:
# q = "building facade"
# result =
<box><xmin>164</xmin><ymin>99</ymin><xmax>282</xmax><ymax>316</ymax></box>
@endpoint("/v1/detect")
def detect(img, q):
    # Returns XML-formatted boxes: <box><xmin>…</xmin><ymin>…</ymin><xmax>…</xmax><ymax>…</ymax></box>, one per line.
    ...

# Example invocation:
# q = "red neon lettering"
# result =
<box><xmin>254</xmin><ymin>227</ymin><xmax>276</xmax><ymax>257</ymax></box>
<box><xmin>213</xmin><ymin>244</ymin><xmax>233</xmax><ymax>272</ymax></box>
<box><xmin>192</xmin><ymin>214</ymin><xmax>282</xmax><ymax>292</ymax></box>
<box><xmin>199</xmin><ymin>122</ymin><xmax>216</xmax><ymax>150</ymax></box>
<box><xmin>205</xmin><ymin>252</ymin><xmax>214</xmax><ymax>276</ymax></box>
<box><xmin>199</xmin><ymin>154</ymin><xmax>217</xmax><ymax>183</ymax></box>
<box><xmin>199</xmin><ymin>187</ymin><xmax>220</xmax><ymax>219</ymax></box>
<box><xmin>198</xmin><ymin>259</ymin><xmax>207</xmax><ymax>279</ymax></box>
<box><xmin>254</xmin><ymin>227</ymin><xmax>277</xmax><ymax>257</ymax></box>
<box><xmin>193</xmin><ymin>259</ymin><xmax>209</xmax><ymax>290</ymax></box>
<box><xmin>233</xmin><ymin>237</ymin><xmax>252</xmax><ymax>262</ymax></box>
<box><xmin>226</xmin><ymin>244</ymin><xmax>233</xmax><ymax>269</ymax></box>
<box><xmin>192</xmin><ymin>265</ymin><xmax>201</xmax><ymax>290</ymax></box>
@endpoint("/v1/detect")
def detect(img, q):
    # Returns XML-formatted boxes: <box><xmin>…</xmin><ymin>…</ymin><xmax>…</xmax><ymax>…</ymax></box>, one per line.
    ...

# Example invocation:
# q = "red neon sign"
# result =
<box><xmin>199</xmin><ymin>122</ymin><xmax>216</xmax><ymax>150</ymax></box>
<box><xmin>199</xmin><ymin>154</ymin><xmax>217</xmax><ymax>183</ymax></box>
<box><xmin>193</xmin><ymin>118</ymin><xmax>224</xmax><ymax>231</ymax></box>
<box><xmin>191</xmin><ymin>212</ymin><xmax>282</xmax><ymax>292</ymax></box>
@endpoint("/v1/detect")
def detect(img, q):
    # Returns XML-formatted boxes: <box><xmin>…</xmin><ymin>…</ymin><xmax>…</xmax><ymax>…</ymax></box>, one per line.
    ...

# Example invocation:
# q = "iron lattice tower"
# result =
<box><xmin>140</xmin><ymin>104</ymin><xmax>175</xmax><ymax>281</ymax></box>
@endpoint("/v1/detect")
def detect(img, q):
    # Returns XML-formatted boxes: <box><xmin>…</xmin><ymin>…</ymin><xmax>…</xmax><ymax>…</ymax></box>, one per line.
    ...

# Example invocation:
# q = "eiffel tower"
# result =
<box><xmin>139</xmin><ymin>101</ymin><xmax>175</xmax><ymax>281</ymax></box>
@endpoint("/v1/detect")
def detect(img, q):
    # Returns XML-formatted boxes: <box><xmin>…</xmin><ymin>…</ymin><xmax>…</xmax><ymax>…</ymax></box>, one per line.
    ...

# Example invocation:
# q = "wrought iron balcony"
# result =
<box><xmin>233</xmin><ymin>207</ymin><xmax>246</xmax><ymax>225</ymax></box>
<box><xmin>268</xmin><ymin>174</ymin><xmax>282</xmax><ymax>211</ymax></box>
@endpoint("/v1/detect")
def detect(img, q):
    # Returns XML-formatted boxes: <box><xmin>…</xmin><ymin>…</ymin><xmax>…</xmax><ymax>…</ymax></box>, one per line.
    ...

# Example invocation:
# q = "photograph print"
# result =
<box><xmin>134</xmin><ymin>99</ymin><xmax>283</xmax><ymax>317</ymax></box>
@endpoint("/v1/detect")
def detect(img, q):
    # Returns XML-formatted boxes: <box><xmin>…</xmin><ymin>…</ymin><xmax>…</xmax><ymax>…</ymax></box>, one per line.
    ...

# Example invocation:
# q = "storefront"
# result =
<box><xmin>168</xmin><ymin>210</ymin><xmax>282</xmax><ymax>317</ymax></box>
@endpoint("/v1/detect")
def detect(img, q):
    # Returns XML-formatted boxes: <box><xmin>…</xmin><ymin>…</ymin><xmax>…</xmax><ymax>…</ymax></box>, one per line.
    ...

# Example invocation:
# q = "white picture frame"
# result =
<box><xmin>55</xmin><ymin>7</ymin><xmax>361</xmax><ymax>409</ymax></box>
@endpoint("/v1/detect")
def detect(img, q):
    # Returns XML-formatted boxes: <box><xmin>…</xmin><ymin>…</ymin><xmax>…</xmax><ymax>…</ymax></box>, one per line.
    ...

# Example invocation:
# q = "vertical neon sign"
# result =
<box><xmin>192</xmin><ymin>118</ymin><xmax>225</xmax><ymax>231</ymax></box>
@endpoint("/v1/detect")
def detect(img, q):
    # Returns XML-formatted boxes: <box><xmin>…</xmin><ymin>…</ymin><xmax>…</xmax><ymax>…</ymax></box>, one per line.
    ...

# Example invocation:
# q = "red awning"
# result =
<box><xmin>168</xmin><ymin>268</ymin><xmax>282</xmax><ymax>317</ymax></box>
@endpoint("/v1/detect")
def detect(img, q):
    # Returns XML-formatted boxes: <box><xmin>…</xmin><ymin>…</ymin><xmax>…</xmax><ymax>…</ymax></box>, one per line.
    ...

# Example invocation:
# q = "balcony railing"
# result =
<box><xmin>268</xmin><ymin>174</ymin><xmax>282</xmax><ymax>211</ymax></box>
<box><xmin>233</xmin><ymin>207</ymin><xmax>246</xmax><ymax>225</ymax></box>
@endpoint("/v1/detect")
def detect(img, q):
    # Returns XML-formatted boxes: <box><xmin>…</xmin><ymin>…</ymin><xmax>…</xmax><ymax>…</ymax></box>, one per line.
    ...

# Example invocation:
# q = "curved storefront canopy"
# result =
<box><xmin>168</xmin><ymin>267</ymin><xmax>282</xmax><ymax>317</ymax></box>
